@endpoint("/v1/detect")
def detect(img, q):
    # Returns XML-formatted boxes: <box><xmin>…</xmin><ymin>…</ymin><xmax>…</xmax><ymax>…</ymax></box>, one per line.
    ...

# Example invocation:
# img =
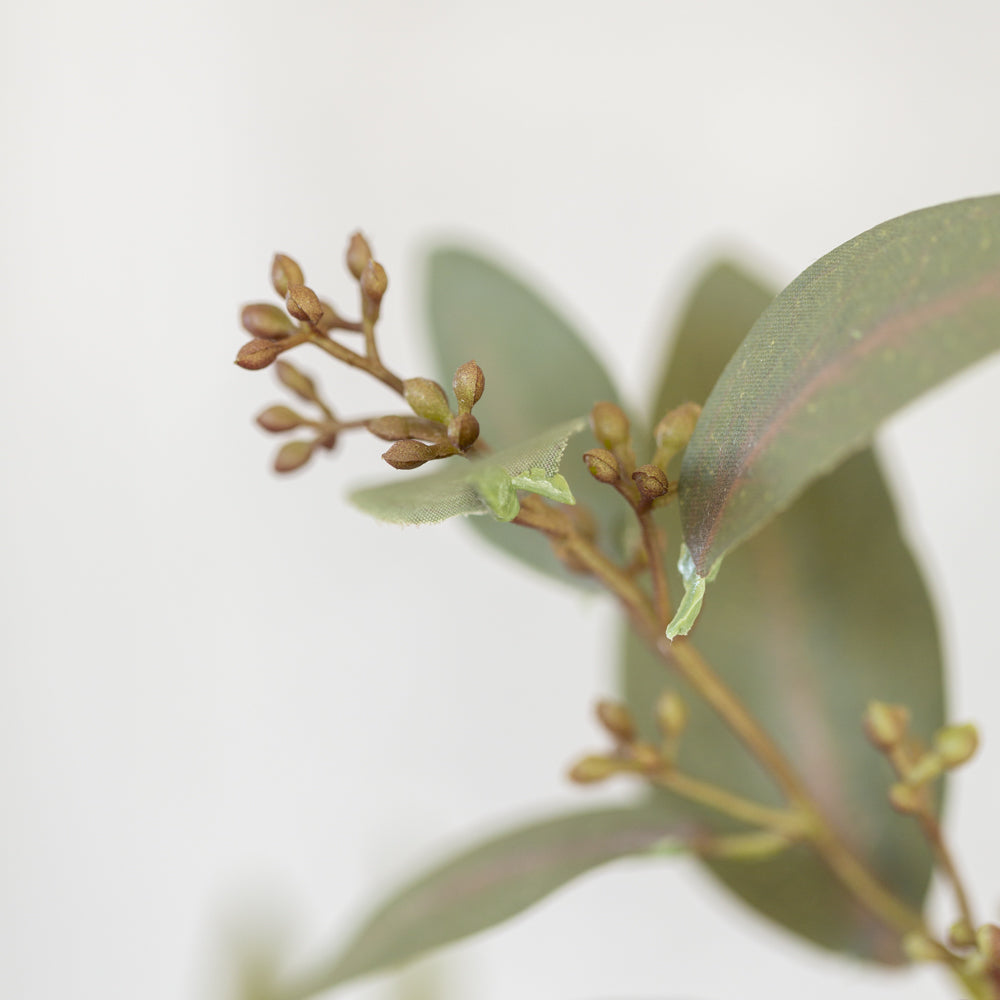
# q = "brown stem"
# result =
<box><xmin>306</xmin><ymin>331</ymin><xmax>405</xmax><ymax>395</ymax></box>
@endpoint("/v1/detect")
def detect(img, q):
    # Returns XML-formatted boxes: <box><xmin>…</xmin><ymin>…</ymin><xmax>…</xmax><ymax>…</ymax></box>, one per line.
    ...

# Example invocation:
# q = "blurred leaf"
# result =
<box><xmin>426</xmin><ymin>247</ymin><xmax>624</xmax><ymax>584</ymax></box>
<box><xmin>679</xmin><ymin>194</ymin><xmax>1000</xmax><ymax>586</ymax></box>
<box><xmin>281</xmin><ymin>804</ymin><xmax>697</xmax><ymax>997</ymax></box>
<box><xmin>623</xmin><ymin>261</ymin><xmax>943</xmax><ymax>963</ymax></box>
<box><xmin>350</xmin><ymin>418</ymin><xmax>584</xmax><ymax>524</ymax></box>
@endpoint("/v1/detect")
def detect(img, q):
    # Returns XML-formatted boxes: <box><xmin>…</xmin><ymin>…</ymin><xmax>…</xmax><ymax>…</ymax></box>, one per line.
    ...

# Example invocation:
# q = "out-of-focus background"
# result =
<box><xmin>3</xmin><ymin>3</ymin><xmax>1000</xmax><ymax>998</ymax></box>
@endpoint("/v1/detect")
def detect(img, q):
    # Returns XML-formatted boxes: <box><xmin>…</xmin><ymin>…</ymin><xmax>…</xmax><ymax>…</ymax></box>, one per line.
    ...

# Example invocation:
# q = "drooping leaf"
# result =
<box><xmin>623</xmin><ymin>261</ymin><xmax>943</xmax><ymax>963</ymax></box>
<box><xmin>425</xmin><ymin>247</ymin><xmax>625</xmax><ymax>583</ymax></box>
<box><xmin>277</xmin><ymin>804</ymin><xmax>697</xmax><ymax>997</ymax></box>
<box><xmin>349</xmin><ymin>418</ymin><xmax>584</xmax><ymax>525</ymax></box>
<box><xmin>678</xmin><ymin>194</ymin><xmax>1000</xmax><ymax>591</ymax></box>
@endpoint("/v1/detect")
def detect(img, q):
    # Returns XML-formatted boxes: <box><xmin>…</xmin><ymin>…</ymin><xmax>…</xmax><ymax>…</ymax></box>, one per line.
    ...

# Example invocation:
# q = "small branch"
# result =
<box><xmin>650</xmin><ymin>768</ymin><xmax>809</xmax><ymax>839</ymax></box>
<box><xmin>306</xmin><ymin>331</ymin><xmax>405</xmax><ymax>395</ymax></box>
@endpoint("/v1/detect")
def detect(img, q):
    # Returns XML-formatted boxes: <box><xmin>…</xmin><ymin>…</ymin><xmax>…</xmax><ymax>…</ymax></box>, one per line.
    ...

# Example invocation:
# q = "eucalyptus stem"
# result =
<box><xmin>516</xmin><ymin>499</ymin><xmax>926</xmax><ymax>942</ymax></box>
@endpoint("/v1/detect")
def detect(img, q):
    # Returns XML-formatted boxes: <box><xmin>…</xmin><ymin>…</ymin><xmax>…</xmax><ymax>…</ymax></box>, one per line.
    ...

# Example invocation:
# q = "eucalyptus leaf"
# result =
<box><xmin>278</xmin><ymin>804</ymin><xmax>698</xmax><ymax>997</ymax></box>
<box><xmin>350</xmin><ymin>417</ymin><xmax>585</xmax><ymax>525</ymax></box>
<box><xmin>624</xmin><ymin>261</ymin><xmax>943</xmax><ymax>963</ymax></box>
<box><xmin>426</xmin><ymin>247</ymin><xmax>625</xmax><ymax>583</ymax></box>
<box><xmin>678</xmin><ymin>194</ymin><xmax>1000</xmax><ymax>592</ymax></box>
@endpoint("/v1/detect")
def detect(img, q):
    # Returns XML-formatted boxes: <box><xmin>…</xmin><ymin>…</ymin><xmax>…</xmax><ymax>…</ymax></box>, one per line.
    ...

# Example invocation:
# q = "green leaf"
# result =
<box><xmin>425</xmin><ymin>247</ymin><xmax>625</xmax><ymax>584</ymax></box>
<box><xmin>349</xmin><ymin>418</ymin><xmax>585</xmax><ymax>525</ymax></box>
<box><xmin>279</xmin><ymin>804</ymin><xmax>697</xmax><ymax>996</ymax></box>
<box><xmin>679</xmin><ymin>194</ymin><xmax>1000</xmax><ymax>586</ymax></box>
<box><xmin>624</xmin><ymin>261</ymin><xmax>943</xmax><ymax>963</ymax></box>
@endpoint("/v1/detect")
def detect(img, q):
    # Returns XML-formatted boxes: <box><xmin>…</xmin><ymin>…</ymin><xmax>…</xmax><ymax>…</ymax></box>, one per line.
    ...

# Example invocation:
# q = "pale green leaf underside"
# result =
<box><xmin>349</xmin><ymin>418</ymin><xmax>585</xmax><ymax>525</ymax></box>
<box><xmin>278</xmin><ymin>803</ymin><xmax>696</xmax><ymax>997</ymax></box>
<box><xmin>680</xmin><ymin>194</ymin><xmax>1000</xmax><ymax>581</ymax></box>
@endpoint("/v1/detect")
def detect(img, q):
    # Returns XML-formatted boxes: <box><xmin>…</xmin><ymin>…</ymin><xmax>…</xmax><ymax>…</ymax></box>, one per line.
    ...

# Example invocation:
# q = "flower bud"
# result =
<box><xmin>654</xmin><ymin>402</ymin><xmax>701</xmax><ymax>457</ymax></box>
<box><xmin>453</xmin><ymin>360</ymin><xmax>486</xmax><ymax>412</ymax></box>
<box><xmin>569</xmin><ymin>756</ymin><xmax>618</xmax><ymax>784</ymax></box>
<box><xmin>595</xmin><ymin>700</ymin><xmax>636</xmax><ymax>744</ymax></box>
<box><xmin>934</xmin><ymin>723</ymin><xmax>979</xmax><ymax>769</ymax></box>
<box><xmin>590</xmin><ymin>401</ymin><xmax>630</xmax><ymax>450</ymax></box>
<box><xmin>447</xmin><ymin>412</ymin><xmax>480</xmax><ymax>451</ymax></box>
<box><xmin>274</xmin><ymin>439</ymin><xmax>314</xmax><ymax>473</ymax></box>
<box><xmin>582</xmin><ymin>448</ymin><xmax>620</xmax><ymax>484</ymax></box>
<box><xmin>271</xmin><ymin>253</ymin><xmax>305</xmax><ymax>298</ymax></box>
<box><xmin>382</xmin><ymin>439</ymin><xmax>442</xmax><ymax>470</ymax></box>
<box><xmin>361</xmin><ymin>260</ymin><xmax>388</xmax><ymax>322</ymax></box>
<box><xmin>275</xmin><ymin>360</ymin><xmax>319</xmax><ymax>403</ymax></box>
<box><xmin>655</xmin><ymin>691</ymin><xmax>689</xmax><ymax>739</ymax></box>
<box><xmin>888</xmin><ymin>782</ymin><xmax>923</xmax><ymax>815</ymax></box>
<box><xmin>346</xmin><ymin>232</ymin><xmax>372</xmax><ymax>280</ymax></box>
<box><xmin>285</xmin><ymin>284</ymin><xmax>324</xmax><ymax>325</ymax></box>
<box><xmin>863</xmin><ymin>701</ymin><xmax>910</xmax><ymax>751</ymax></box>
<box><xmin>236</xmin><ymin>338</ymin><xmax>282</xmax><ymax>371</ymax></box>
<box><xmin>366</xmin><ymin>415</ymin><xmax>412</xmax><ymax>441</ymax></box>
<box><xmin>404</xmin><ymin>377</ymin><xmax>452</xmax><ymax>424</ymax></box>
<box><xmin>632</xmin><ymin>464</ymin><xmax>669</xmax><ymax>502</ymax></box>
<box><xmin>256</xmin><ymin>405</ymin><xmax>307</xmax><ymax>433</ymax></box>
<box><xmin>241</xmin><ymin>303</ymin><xmax>297</xmax><ymax>341</ymax></box>
<box><xmin>976</xmin><ymin>924</ymin><xmax>1000</xmax><ymax>969</ymax></box>
<box><xmin>948</xmin><ymin>919</ymin><xmax>976</xmax><ymax>950</ymax></box>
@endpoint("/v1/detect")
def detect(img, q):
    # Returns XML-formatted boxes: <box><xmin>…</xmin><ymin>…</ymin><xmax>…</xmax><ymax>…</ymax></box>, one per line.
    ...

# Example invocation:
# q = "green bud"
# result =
<box><xmin>271</xmin><ymin>253</ymin><xmax>305</xmax><ymax>298</ymax></box>
<box><xmin>934</xmin><ymin>723</ymin><xmax>979</xmax><ymax>769</ymax></box>
<box><xmin>285</xmin><ymin>284</ymin><xmax>324</xmax><ymax>325</ymax></box>
<box><xmin>582</xmin><ymin>448</ymin><xmax>620</xmax><ymax>484</ymax></box>
<box><xmin>275</xmin><ymin>360</ymin><xmax>319</xmax><ymax>403</ymax></box>
<box><xmin>632</xmin><ymin>464</ymin><xmax>669</xmax><ymax>501</ymax></box>
<box><xmin>404</xmin><ymin>377</ymin><xmax>452</xmax><ymax>424</ymax></box>
<box><xmin>447</xmin><ymin>412</ymin><xmax>480</xmax><ymax>451</ymax></box>
<box><xmin>256</xmin><ymin>405</ymin><xmax>307</xmax><ymax>433</ymax></box>
<box><xmin>976</xmin><ymin>924</ymin><xmax>1000</xmax><ymax>969</ymax></box>
<box><xmin>453</xmin><ymin>360</ymin><xmax>486</xmax><ymax>412</ymax></box>
<box><xmin>346</xmin><ymin>232</ymin><xmax>372</xmax><ymax>280</ymax></box>
<box><xmin>241</xmin><ymin>303</ymin><xmax>297</xmax><ymax>340</ymax></box>
<box><xmin>568</xmin><ymin>756</ymin><xmax>618</xmax><ymax>784</ymax></box>
<box><xmin>948</xmin><ymin>919</ymin><xmax>976</xmax><ymax>950</ymax></box>
<box><xmin>654</xmin><ymin>402</ymin><xmax>701</xmax><ymax>457</ymax></box>
<box><xmin>595</xmin><ymin>700</ymin><xmax>636</xmax><ymax>743</ymax></box>
<box><xmin>888</xmin><ymin>782</ymin><xmax>923</xmax><ymax>815</ymax></box>
<box><xmin>236</xmin><ymin>338</ymin><xmax>282</xmax><ymax>371</ymax></box>
<box><xmin>863</xmin><ymin>700</ymin><xmax>910</xmax><ymax>751</ymax></box>
<box><xmin>590</xmin><ymin>401</ymin><xmax>630</xmax><ymax>450</ymax></box>
<box><xmin>655</xmin><ymin>691</ymin><xmax>689</xmax><ymax>739</ymax></box>
<box><xmin>274</xmin><ymin>439</ymin><xmax>314</xmax><ymax>473</ymax></box>
<box><xmin>382</xmin><ymin>439</ymin><xmax>443</xmax><ymax>470</ymax></box>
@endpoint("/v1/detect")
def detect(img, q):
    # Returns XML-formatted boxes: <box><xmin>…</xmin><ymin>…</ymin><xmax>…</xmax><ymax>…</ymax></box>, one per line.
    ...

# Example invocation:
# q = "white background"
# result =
<box><xmin>3</xmin><ymin>2</ymin><xmax>1000</xmax><ymax>999</ymax></box>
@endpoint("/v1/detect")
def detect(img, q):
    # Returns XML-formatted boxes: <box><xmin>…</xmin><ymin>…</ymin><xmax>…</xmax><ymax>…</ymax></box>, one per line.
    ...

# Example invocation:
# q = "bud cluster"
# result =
<box><xmin>568</xmin><ymin>691</ymin><xmax>690</xmax><ymax>786</ymax></box>
<box><xmin>253</xmin><ymin>360</ymin><xmax>340</xmax><ymax>474</ymax></box>
<box><xmin>863</xmin><ymin>701</ymin><xmax>981</xmax><ymax>817</ymax></box>
<box><xmin>582</xmin><ymin>400</ymin><xmax>690</xmax><ymax>514</ymax></box>
<box><xmin>236</xmin><ymin>235</ymin><xmax>494</xmax><ymax>479</ymax></box>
